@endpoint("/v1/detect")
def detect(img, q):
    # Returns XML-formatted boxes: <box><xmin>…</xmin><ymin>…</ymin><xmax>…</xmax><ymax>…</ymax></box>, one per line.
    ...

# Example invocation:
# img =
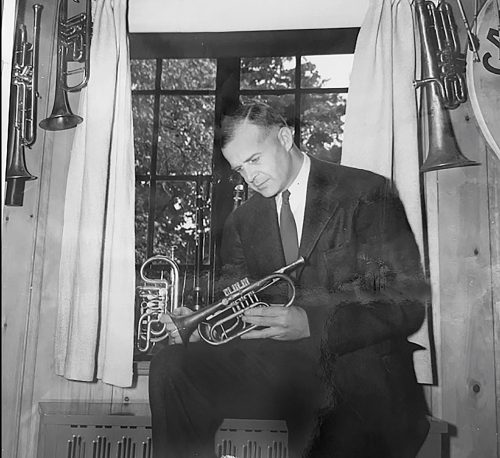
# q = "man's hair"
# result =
<box><xmin>220</xmin><ymin>102</ymin><xmax>289</xmax><ymax>148</ymax></box>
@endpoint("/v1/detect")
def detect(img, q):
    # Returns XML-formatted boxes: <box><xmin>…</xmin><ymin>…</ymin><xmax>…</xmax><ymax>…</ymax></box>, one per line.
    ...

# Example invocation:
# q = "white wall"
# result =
<box><xmin>128</xmin><ymin>0</ymin><xmax>369</xmax><ymax>33</ymax></box>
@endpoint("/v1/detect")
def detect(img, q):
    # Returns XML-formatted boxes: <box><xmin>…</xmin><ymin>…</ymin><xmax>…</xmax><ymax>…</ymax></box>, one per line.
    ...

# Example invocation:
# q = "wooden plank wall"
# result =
<box><xmin>1</xmin><ymin>0</ymin><xmax>498</xmax><ymax>457</ymax></box>
<box><xmin>2</xmin><ymin>0</ymin><xmax>58</xmax><ymax>455</ymax></box>
<box><xmin>425</xmin><ymin>1</ymin><xmax>499</xmax><ymax>457</ymax></box>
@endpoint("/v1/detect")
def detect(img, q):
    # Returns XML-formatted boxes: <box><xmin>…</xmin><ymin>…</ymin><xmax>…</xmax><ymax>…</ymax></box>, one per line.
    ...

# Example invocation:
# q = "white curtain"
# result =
<box><xmin>55</xmin><ymin>0</ymin><xmax>135</xmax><ymax>387</ymax></box>
<box><xmin>341</xmin><ymin>0</ymin><xmax>433</xmax><ymax>383</ymax></box>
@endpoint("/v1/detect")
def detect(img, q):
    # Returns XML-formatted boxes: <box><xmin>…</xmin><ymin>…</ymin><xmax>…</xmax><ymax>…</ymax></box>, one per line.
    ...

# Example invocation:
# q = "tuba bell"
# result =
<box><xmin>414</xmin><ymin>0</ymin><xmax>480</xmax><ymax>172</ymax></box>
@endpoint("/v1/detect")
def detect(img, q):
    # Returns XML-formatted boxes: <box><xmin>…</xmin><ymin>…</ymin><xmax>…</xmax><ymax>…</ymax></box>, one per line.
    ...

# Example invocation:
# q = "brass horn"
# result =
<box><xmin>171</xmin><ymin>257</ymin><xmax>305</xmax><ymax>346</ymax></box>
<box><xmin>136</xmin><ymin>253</ymin><xmax>181</xmax><ymax>353</ymax></box>
<box><xmin>39</xmin><ymin>0</ymin><xmax>91</xmax><ymax>131</ymax></box>
<box><xmin>414</xmin><ymin>0</ymin><xmax>480</xmax><ymax>173</ymax></box>
<box><xmin>5</xmin><ymin>4</ymin><xmax>43</xmax><ymax>207</ymax></box>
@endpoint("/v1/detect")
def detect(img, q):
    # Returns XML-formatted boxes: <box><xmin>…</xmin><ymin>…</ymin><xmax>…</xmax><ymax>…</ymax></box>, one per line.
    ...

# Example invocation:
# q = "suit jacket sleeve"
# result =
<box><xmin>302</xmin><ymin>178</ymin><xmax>429</xmax><ymax>356</ymax></box>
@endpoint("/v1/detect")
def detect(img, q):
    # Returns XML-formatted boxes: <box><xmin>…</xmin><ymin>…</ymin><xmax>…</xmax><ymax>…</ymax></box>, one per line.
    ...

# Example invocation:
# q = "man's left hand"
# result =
<box><xmin>240</xmin><ymin>305</ymin><xmax>310</xmax><ymax>340</ymax></box>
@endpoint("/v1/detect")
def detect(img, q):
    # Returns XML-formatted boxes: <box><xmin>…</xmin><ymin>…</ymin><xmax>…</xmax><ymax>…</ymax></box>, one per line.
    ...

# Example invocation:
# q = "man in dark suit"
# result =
<box><xmin>149</xmin><ymin>102</ymin><xmax>430</xmax><ymax>458</ymax></box>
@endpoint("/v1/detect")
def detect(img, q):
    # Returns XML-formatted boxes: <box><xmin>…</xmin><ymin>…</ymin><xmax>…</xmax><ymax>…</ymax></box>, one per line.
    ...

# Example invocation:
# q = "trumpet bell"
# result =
<box><xmin>39</xmin><ymin>112</ymin><xmax>83</xmax><ymax>131</ymax></box>
<box><xmin>39</xmin><ymin>87</ymin><xmax>83</xmax><ymax>131</ymax></box>
<box><xmin>5</xmin><ymin>176</ymin><xmax>37</xmax><ymax>207</ymax></box>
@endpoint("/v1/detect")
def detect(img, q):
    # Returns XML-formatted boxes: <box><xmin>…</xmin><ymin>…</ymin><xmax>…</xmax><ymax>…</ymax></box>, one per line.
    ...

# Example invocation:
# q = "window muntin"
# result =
<box><xmin>132</xmin><ymin>94</ymin><xmax>154</xmax><ymax>175</ymax></box>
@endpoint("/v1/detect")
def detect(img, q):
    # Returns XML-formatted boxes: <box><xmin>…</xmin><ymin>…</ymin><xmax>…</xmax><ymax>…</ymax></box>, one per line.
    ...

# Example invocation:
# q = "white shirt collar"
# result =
<box><xmin>287</xmin><ymin>153</ymin><xmax>310</xmax><ymax>199</ymax></box>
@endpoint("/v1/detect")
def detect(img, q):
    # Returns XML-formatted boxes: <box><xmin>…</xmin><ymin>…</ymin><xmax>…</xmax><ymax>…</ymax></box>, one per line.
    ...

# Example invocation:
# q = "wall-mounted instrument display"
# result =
<box><xmin>5</xmin><ymin>4</ymin><xmax>43</xmax><ymax>207</ymax></box>
<box><xmin>39</xmin><ymin>0</ymin><xmax>92</xmax><ymax>131</ymax></box>
<box><xmin>414</xmin><ymin>0</ymin><xmax>481</xmax><ymax>172</ymax></box>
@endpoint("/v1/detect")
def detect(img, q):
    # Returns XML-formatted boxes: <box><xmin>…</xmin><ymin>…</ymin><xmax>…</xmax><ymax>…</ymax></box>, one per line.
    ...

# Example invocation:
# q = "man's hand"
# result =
<box><xmin>161</xmin><ymin>306</ymin><xmax>200</xmax><ymax>345</ymax></box>
<box><xmin>240</xmin><ymin>305</ymin><xmax>310</xmax><ymax>340</ymax></box>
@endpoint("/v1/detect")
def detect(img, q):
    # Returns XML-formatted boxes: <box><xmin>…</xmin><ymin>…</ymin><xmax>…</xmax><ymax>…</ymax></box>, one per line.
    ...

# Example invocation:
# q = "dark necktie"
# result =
<box><xmin>279</xmin><ymin>190</ymin><xmax>299</xmax><ymax>265</ymax></box>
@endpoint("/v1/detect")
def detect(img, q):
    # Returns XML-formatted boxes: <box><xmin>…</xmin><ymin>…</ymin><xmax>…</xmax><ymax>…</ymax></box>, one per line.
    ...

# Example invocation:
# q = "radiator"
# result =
<box><xmin>38</xmin><ymin>403</ymin><xmax>447</xmax><ymax>458</ymax></box>
<box><xmin>37</xmin><ymin>402</ymin><xmax>152</xmax><ymax>458</ymax></box>
<box><xmin>215</xmin><ymin>418</ymin><xmax>288</xmax><ymax>458</ymax></box>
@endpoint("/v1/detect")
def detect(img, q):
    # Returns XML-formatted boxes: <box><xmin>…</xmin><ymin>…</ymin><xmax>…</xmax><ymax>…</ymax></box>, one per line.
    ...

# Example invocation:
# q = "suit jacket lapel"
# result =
<box><xmin>299</xmin><ymin>158</ymin><xmax>340</xmax><ymax>262</ymax></box>
<box><xmin>249</xmin><ymin>194</ymin><xmax>286</xmax><ymax>272</ymax></box>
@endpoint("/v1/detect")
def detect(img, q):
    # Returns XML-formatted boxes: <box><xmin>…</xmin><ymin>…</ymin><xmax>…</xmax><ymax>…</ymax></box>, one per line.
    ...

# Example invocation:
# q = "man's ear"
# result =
<box><xmin>278</xmin><ymin>126</ymin><xmax>294</xmax><ymax>151</ymax></box>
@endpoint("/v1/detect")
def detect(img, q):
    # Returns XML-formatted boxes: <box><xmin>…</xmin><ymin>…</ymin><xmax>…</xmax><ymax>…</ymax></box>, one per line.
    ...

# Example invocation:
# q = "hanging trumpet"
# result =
<box><xmin>39</xmin><ymin>0</ymin><xmax>92</xmax><ymax>131</ymax></box>
<box><xmin>136</xmin><ymin>252</ymin><xmax>182</xmax><ymax>353</ymax></box>
<box><xmin>5</xmin><ymin>4</ymin><xmax>43</xmax><ymax>207</ymax></box>
<box><xmin>414</xmin><ymin>0</ymin><xmax>480</xmax><ymax>172</ymax></box>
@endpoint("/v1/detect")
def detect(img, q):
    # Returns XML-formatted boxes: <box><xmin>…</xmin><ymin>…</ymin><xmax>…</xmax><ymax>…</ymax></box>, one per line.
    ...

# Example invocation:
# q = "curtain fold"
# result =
<box><xmin>341</xmin><ymin>0</ymin><xmax>434</xmax><ymax>383</ymax></box>
<box><xmin>55</xmin><ymin>0</ymin><xmax>135</xmax><ymax>387</ymax></box>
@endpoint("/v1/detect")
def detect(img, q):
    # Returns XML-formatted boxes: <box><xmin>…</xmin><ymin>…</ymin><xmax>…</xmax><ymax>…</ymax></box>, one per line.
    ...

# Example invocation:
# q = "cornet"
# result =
<box><xmin>5</xmin><ymin>4</ymin><xmax>43</xmax><ymax>207</ymax></box>
<box><xmin>39</xmin><ymin>0</ymin><xmax>91</xmax><ymax>131</ymax></box>
<box><xmin>171</xmin><ymin>257</ymin><xmax>305</xmax><ymax>346</ymax></box>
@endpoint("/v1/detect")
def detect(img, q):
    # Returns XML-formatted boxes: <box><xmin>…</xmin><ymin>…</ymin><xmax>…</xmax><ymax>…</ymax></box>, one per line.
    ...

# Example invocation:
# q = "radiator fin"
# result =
<box><xmin>43</xmin><ymin>425</ymin><xmax>152</xmax><ymax>458</ymax></box>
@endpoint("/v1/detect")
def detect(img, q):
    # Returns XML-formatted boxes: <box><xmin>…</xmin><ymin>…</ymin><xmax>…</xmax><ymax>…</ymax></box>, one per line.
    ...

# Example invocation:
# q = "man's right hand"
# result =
<box><xmin>161</xmin><ymin>306</ymin><xmax>201</xmax><ymax>345</ymax></box>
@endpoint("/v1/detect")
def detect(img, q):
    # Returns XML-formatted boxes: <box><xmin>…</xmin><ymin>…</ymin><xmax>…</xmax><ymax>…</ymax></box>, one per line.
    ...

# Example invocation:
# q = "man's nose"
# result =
<box><xmin>242</xmin><ymin>166</ymin><xmax>257</xmax><ymax>184</ymax></box>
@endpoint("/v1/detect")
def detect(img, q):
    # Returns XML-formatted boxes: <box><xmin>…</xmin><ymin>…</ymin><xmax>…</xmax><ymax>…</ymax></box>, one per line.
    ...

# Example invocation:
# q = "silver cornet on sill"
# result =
<box><xmin>136</xmin><ymin>252</ymin><xmax>181</xmax><ymax>353</ymax></box>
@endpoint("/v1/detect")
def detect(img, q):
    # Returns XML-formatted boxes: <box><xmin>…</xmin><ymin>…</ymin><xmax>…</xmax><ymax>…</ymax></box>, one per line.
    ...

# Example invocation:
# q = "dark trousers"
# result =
<box><xmin>305</xmin><ymin>340</ymin><xmax>431</xmax><ymax>458</ymax></box>
<box><xmin>149</xmin><ymin>338</ymin><xmax>325</xmax><ymax>458</ymax></box>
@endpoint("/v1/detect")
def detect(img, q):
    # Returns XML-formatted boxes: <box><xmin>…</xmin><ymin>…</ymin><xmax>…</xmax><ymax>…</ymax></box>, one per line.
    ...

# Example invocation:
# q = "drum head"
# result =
<box><xmin>467</xmin><ymin>0</ymin><xmax>500</xmax><ymax>159</ymax></box>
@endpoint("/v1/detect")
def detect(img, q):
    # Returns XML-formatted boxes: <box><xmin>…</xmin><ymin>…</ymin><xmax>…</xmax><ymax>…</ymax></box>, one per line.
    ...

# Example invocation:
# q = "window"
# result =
<box><xmin>131</xmin><ymin>29</ymin><xmax>358</xmax><ymax>360</ymax></box>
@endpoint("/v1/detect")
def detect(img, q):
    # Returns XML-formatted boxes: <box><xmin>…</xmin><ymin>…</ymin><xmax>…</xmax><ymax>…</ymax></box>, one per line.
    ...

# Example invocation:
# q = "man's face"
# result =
<box><xmin>222</xmin><ymin>123</ymin><xmax>294</xmax><ymax>198</ymax></box>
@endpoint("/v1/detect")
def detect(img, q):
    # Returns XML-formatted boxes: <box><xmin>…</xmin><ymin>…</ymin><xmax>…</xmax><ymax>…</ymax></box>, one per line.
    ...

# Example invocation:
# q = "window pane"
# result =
<box><xmin>240</xmin><ymin>94</ymin><xmax>295</xmax><ymax>126</ymax></box>
<box><xmin>301</xmin><ymin>93</ymin><xmax>348</xmax><ymax>164</ymax></box>
<box><xmin>135</xmin><ymin>180</ymin><xmax>150</xmax><ymax>266</ymax></box>
<box><xmin>301</xmin><ymin>55</ymin><xmax>354</xmax><ymax>88</ymax></box>
<box><xmin>152</xmin><ymin>181</ymin><xmax>212</xmax><ymax>267</ymax></box>
<box><xmin>131</xmin><ymin>59</ymin><xmax>156</xmax><ymax>90</ymax></box>
<box><xmin>132</xmin><ymin>95</ymin><xmax>154</xmax><ymax>175</ymax></box>
<box><xmin>161</xmin><ymin>59</ymin><xmax>217</xmax><ymax>90</ymax></box>
<box><xmin>240</xmin><ymin>57</ymin><xmax>295</xmax><ymax>89</ymax></box>
<box><xmin>158</xmin><ymin>96</ymin><xmax>215</xmax><ymax>175</ymax></box>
